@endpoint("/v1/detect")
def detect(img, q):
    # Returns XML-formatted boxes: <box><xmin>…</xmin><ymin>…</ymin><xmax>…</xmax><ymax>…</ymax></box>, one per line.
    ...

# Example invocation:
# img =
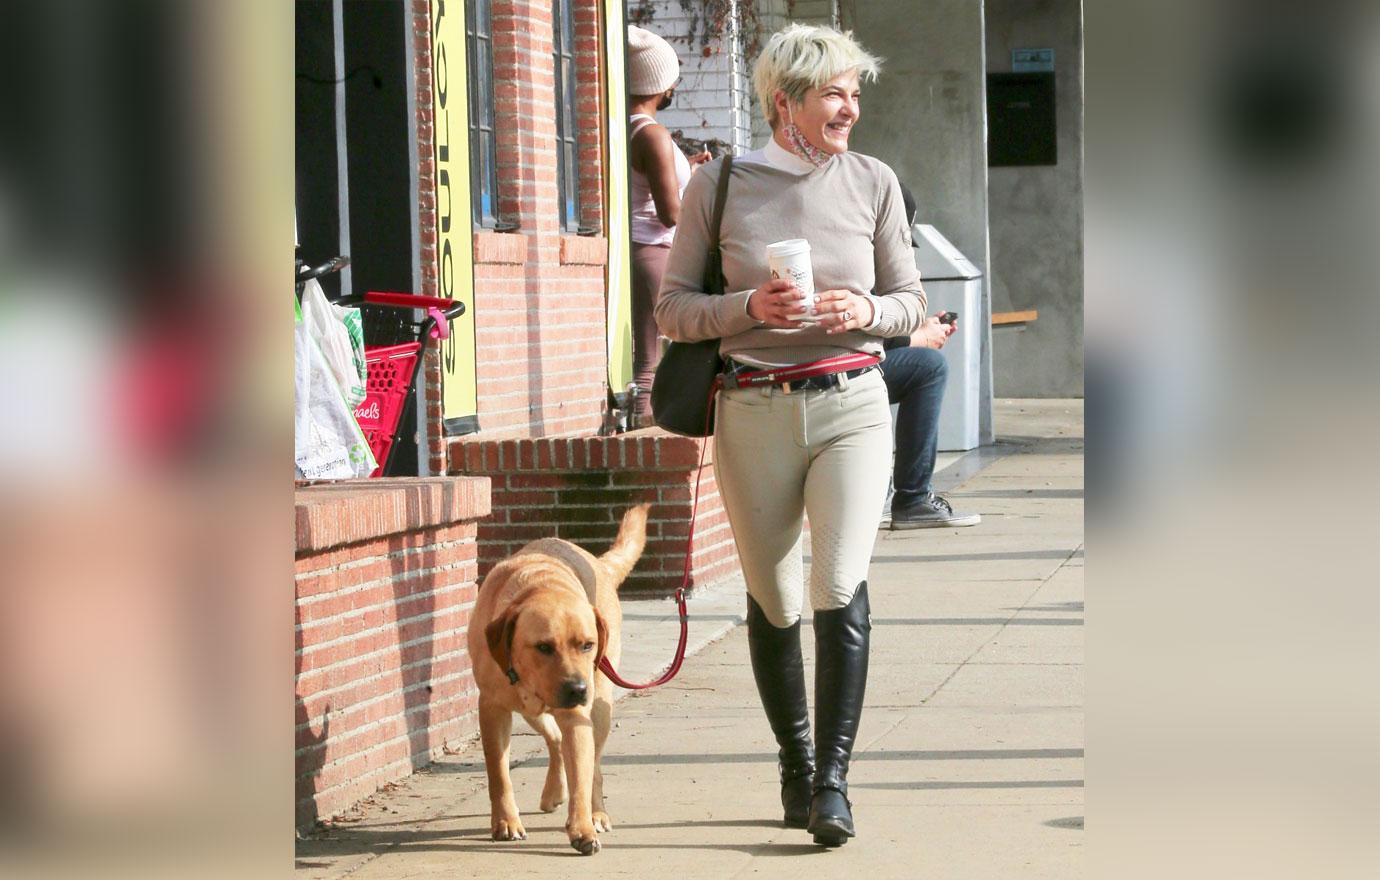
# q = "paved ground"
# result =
<box><xmin>297</xmin><ymin>399</ymin><xmax>1084</xmax><ymax>879</ymax></box>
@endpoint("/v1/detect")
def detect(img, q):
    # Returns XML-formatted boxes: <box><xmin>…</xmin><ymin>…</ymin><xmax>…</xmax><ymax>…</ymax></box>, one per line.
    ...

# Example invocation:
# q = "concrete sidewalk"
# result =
<box><xmin>297</xmin><ymin>399</ymin><xmax>1084</xmax><ymax>879</ymax></box>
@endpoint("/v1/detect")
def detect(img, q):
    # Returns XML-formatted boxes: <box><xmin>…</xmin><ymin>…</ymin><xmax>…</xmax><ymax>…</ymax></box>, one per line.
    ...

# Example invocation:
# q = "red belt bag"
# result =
<box><xmin>719</xmin><ymin>352</ymin><xmax>882</xmax><ymax>393</ymax></box>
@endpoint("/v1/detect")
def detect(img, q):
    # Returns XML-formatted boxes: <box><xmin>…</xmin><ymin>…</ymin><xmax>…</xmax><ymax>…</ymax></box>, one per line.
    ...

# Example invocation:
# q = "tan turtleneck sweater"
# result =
<box><xmin>654</xmin><ymin>149</ymin><xmax>925</xmax><ymax>368</ymax></box>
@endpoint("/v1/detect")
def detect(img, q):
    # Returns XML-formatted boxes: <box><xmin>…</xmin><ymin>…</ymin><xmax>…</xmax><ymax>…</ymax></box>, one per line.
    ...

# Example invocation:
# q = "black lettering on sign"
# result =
<box><xmin>441</xmin><ymin>240</ymin><xmax>455</xmax><ymax>371</ymax></box>
<box><xmin>439</xmin><ymin>239</ymin><xmax>453</xmax><ymax>300</ymax></box>
<box><xmin>439</xmin><ymin>168</ymin><xmax>452</xmax><ymax>234</ymax></box>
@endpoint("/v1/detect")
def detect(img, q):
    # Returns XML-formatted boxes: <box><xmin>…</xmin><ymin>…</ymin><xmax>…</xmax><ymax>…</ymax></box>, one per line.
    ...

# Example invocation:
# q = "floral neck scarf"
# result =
<box><xmin>781</xmin><ymin>107</ymin><xmax>831</xmax><ymax>168</ymax></box>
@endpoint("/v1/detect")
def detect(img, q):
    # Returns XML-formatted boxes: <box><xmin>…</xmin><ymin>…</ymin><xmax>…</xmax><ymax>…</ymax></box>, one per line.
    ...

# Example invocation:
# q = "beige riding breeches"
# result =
<box><xmin>713</xmin><ymin>367</ymin><xmax>892</xmax><ymax>627</ymax></box>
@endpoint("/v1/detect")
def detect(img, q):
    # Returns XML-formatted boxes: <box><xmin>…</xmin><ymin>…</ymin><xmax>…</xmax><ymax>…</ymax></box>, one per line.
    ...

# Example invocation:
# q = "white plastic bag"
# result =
<box><xmin>295</xmin><ymin>299</ymin><xmax>377</xmax><ymax>479</ymax></box>
<box><xmin>300</xmin><ymin>277</ymin><xmax>366</xmax><ymax>406</ymax></box>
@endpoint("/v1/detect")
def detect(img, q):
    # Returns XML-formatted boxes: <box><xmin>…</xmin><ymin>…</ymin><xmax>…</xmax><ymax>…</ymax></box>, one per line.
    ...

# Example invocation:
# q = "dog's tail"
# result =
<box><xmin>601</xmin><ymin>503</ymin><xmax>650</xmax><ymax>587</ymax></box>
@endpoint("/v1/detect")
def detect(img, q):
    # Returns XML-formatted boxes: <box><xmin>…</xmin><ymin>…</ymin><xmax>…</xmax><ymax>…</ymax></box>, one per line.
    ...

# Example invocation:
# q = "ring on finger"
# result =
<box><xmin>843</xmin><ymin>310</ymin><xmax>852</xmax><ymax>321</ymax></box>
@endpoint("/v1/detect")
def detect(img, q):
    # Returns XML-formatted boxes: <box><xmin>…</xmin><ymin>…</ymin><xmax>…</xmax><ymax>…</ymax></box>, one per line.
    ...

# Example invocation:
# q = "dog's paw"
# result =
<box><xmin>592</xmin><ymin>811</ymin><xmax>614</xmax><ymax>833</ymax></box>
<box><xmin>569</xmin><ymin>834</ymin><xmax>601</xmax><ymax>856</ymax></box>
<box><xmin>566</xmin><ymin>819</ymin><xmax>600</xmax><ymax>855</ymax></box>
<box><xmin>540</xmin><ymin>783</ymin><xmax>567</xmax><ymax>813</ymax></box>
<box><xmin>491</xmin><ymin>815</ymin><xmax>527</xmax><ymax>841</ymax></box>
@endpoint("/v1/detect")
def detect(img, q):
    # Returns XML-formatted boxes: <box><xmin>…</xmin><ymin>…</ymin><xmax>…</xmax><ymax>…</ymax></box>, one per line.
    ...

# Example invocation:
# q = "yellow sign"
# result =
<box><xmin>603</xmin><ymin>0</ymin><xmax>633</xmax><ymax>395</ymax></box>
<box><xmin>433</xmin><ymin>0</ymin><xmax>478</xmax><ymax>430</ymax></box>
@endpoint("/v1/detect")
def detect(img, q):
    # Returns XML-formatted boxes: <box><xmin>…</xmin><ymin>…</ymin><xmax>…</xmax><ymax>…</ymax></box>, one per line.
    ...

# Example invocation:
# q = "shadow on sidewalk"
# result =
<box><xmin>417</xmin><ymin>746</ymin><xmax>1082</xmax><ymax>772</ymax></box>
<box><xmin>851</xmin><ymin>779</ymin><xmax>1084</xmax><ymax>790</ymax></box>
<box><xmin>867</xmin><ymin>549</ymin><xmax>1080</xmax><ymax>563</ymax></box>
<box><xmin>1005</xmin><ymin>601</ymin><xmax>1083</xmax><ymax>613</ymax></box>
<box><xmin>957</xmin><ymin>488</ymin><xmax>1084</xmax><ymax>499</ymax></box>
<box><xmin>867</xmin><ymin>616</ymin><xmax>1083</xmax><ymax>625</ymax></box>
<box><xmin>298</xmin><ymin>814</ymin><xmax>827</xmax><ymax>860</ymax></box>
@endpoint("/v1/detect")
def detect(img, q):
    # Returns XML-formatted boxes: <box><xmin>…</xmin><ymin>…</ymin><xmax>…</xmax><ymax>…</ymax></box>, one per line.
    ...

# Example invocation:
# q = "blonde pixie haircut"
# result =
<box><xmin>753</xmin><ymin>24</ymin><xmax>882</xmax><ymax>129</ymax></box>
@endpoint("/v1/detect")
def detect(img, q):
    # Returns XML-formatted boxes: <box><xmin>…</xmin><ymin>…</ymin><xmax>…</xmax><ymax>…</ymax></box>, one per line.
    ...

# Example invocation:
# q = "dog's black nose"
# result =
<box><xmin>557</xmin><ymin>678</ymin><xmax>589</xmax><ymax>707</ymax></box>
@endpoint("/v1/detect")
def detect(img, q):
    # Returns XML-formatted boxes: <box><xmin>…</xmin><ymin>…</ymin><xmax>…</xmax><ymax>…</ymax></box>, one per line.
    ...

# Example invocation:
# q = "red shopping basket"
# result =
<box><xmin>343</xmin><ymin>291</ymin><xmax>465</xmax><ymax>477</ymax></box>
<box><xmin>353</xmin><ymin>342</ymin><xmax>422</xmax><ymax>477</ymax></box>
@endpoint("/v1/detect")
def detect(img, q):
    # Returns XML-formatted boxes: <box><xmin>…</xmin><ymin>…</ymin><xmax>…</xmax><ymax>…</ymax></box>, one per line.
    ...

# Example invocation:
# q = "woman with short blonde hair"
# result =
<box><xmin>752</xmin><ymin>24</ymin><xmax>881</xmax><ymax>129</ymax></box>
<box><xmin>656</xmin><ymin>24</ymin><xmax>924</xmax><ymax>847</ymax></box>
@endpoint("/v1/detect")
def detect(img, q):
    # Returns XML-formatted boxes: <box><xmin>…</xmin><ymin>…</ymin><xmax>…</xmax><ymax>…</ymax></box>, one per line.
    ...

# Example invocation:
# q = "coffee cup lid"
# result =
<box><xmin>765</xmin><ymin>239</ymin><xmax>811</xmax><ymax>257</ymax></box>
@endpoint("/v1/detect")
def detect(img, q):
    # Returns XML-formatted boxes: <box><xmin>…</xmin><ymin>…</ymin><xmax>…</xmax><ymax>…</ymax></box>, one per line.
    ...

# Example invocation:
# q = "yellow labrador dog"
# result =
<box><xmin>466</xmin><ymin>503</ymin><xmax>648</xmax><ymax>855</ymax></box>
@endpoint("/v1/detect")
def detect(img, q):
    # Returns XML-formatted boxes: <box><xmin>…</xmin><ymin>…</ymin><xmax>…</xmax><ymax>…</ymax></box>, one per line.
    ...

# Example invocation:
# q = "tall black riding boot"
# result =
<box><xmin>807</xmin><ymin>581</ymin><xmax>871</xmax><ymax>846</ymax></box>
<box><xmin>746</xmin><ymin>595</ymin><xmax>815</xmax><ymax>828</ymax></box>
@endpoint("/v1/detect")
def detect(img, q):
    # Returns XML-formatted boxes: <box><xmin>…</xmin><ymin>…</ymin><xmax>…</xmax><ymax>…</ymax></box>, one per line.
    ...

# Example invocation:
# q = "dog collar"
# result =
<box><xmin>506</xmin><ymin>667</ymin><xmax>520</xmax><ymax>685</ymax></box>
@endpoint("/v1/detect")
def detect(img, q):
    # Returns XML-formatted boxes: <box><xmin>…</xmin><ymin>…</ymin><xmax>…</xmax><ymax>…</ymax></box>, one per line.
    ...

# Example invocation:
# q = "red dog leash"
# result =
<box><xmin>595</xmin><ymin>394</ymin><xmax>710</xmax><ymax>690</ymax></box>
<box><xmin>596</xmin><ymin>351</ymin><xmax>881</xmax><ymax>690</ymax></box>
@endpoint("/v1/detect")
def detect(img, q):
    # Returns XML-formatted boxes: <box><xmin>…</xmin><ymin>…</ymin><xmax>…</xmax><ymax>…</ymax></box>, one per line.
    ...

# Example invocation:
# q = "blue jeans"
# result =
<box><xmin>880</xmin><ymin>346</ymin><xmax>948</xmax><ymax>507</ymax></box>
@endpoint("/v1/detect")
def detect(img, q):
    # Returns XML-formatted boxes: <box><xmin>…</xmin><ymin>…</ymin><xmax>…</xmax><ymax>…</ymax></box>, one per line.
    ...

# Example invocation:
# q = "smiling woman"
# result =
<box><xmin>780</xmin><ymin>70</ymin><xmax>861</xmax><ymax>163</ymax></box>
<box><xmin>653</xmin><ymin>23</ymin><xmax>925</xmax><ymax>850</ymax></box>
<box><xmin>753</xmin><ymin>24</ymin><xmax>880</xmax><ymax>157</ymax></box>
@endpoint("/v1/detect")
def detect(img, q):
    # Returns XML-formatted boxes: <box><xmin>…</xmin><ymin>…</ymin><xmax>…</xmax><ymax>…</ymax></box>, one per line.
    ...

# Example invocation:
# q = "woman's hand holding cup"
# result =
<box><xmin>815</xmin><ymin>289</ymin><xmax>875</xmax><ymax>334</ymax></box>
<box><xmin>747</xmin><ymin>278</ymin><xmax>810</xmax><ymax>328</ymax></box>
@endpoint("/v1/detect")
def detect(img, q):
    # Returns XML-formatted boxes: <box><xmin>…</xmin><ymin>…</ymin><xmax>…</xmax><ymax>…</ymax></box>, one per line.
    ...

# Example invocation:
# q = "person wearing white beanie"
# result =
<box><xmin>627</xmin><ymin>24</ymin><xmax>681</xmax><ymax>96</ymax></box>
<box><xmin>627</xmin><ymin>25</ymin><xmax>710</xmax><ymax>422</ymax></box>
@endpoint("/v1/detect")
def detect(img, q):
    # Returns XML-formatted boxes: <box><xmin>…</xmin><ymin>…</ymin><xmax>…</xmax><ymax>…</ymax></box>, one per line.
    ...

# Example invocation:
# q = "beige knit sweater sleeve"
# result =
<box><xmin>869</xmin><ymin>163</ymin><xmax>928</xmax><ymax>334</ymax></box>
<box><xmin>652</xmin><ymin>160</ymin><xmax>760</xmax><ymax>344</ymax></box>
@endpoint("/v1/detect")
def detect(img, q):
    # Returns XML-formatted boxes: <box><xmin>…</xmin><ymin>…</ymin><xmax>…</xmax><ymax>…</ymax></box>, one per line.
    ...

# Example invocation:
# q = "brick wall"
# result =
<box><xmin>294</xmin><ymin>478</ymin><xmax>491</xmax><ymax>830</ymax></box>
<box><xmin>412</xmin><ymin>0</ymin><xmax>445</xmax><ymax>472</ymax></box>
<box><xmin>412</xmin><ymin>0</ymin><xmax>615</xmax><ymax>471</ymax></box>
<box><xmin>450</xmin><ymin>429</ymin><xmax>739</xmax><ymax>596</ymax></box>
<box><xmin>572</xmin><ymin>0</ymin><xmax>607</xmax><ymax>233</ymax></box>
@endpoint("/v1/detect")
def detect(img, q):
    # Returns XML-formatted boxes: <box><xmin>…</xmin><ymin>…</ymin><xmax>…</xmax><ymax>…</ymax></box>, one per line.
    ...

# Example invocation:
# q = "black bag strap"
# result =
<box><xmin>703</xmin><ymin>154</ymin><xmax>733</xmax><ymax>297</ymax></box>
<box><xmin>709</xmin><ymin>154</ymin><xmax>733</xmax><ymax>244</ymax></box>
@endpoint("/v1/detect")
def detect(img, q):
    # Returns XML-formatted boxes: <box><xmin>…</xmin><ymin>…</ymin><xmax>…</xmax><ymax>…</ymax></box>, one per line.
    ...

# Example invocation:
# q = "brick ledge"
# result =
<box><xmin>559</xmin><ymin>235</ymin><xmax>608</xmax><ymax>265</ymax></box>
<box><xmin>295</xmin><ymin>477</ymin><xmax>492</xmax><ymax>554</ymax></box>
<box><xmin>473</xmin><ymin>231</ymin><xmax>527</xmax><ymax>265</ymax></box>
<box><xmin>447</xmin><ymin>428</ymin><xmax>712</xmax><ymax>474</ymax></box>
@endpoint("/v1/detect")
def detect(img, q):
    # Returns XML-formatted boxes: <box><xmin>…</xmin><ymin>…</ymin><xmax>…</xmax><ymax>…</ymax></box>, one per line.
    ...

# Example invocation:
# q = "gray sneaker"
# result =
<box><xmin>889</xmin><ymin>493</ymin><xmax>981</xmax><ymax>529</ymax></box>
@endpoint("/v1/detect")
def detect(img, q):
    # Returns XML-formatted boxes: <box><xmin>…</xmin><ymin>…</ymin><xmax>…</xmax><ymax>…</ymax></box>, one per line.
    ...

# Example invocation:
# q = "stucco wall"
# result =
<box><xmin>842</xmin><ymin>0</ymin><xmax>995</xmax><ymax>439</ymax></box>
<box><xmin>751</xmin><ymin>0</ymin><xmax>838</xmax><ymax>148</ymax></box>
<box><xmin>985</xmin><ymin>0</ymin><xmax>1085</xmax><ymax>397</ymax></box>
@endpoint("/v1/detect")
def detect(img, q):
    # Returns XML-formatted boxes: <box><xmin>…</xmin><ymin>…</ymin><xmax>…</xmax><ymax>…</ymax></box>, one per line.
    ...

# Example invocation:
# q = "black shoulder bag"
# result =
<box><xmin>650</xmin><ymin>154</ymin><xmax>733</xmax><ymax>437</ymax></box>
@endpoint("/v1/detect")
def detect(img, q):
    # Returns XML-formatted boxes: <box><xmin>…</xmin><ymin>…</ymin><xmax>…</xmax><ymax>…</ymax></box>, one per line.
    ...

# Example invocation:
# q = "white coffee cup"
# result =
<box><xmin>765</xmin><ymin>239</ymin><xmax>817</xmax><ymax>321</ymax></box>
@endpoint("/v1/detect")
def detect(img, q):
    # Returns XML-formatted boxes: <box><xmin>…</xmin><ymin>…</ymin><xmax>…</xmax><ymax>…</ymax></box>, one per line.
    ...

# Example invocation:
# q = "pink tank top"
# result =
<box><xmin>629</xmin><ymin>114</ymin><xmax>692</xmax><ymax>246</ymax></box>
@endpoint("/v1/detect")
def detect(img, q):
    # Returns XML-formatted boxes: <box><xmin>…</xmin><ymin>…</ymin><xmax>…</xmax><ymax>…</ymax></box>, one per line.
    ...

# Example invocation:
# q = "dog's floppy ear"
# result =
<box><xmin>485</xmin><ymin>609</ymin><xmax>519</xmax><ymax>675</ymax></box>
<box><xmin>593</xmin><ymin>609</ymin><xmax>610</xmax><ymax>666</ymax></box>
